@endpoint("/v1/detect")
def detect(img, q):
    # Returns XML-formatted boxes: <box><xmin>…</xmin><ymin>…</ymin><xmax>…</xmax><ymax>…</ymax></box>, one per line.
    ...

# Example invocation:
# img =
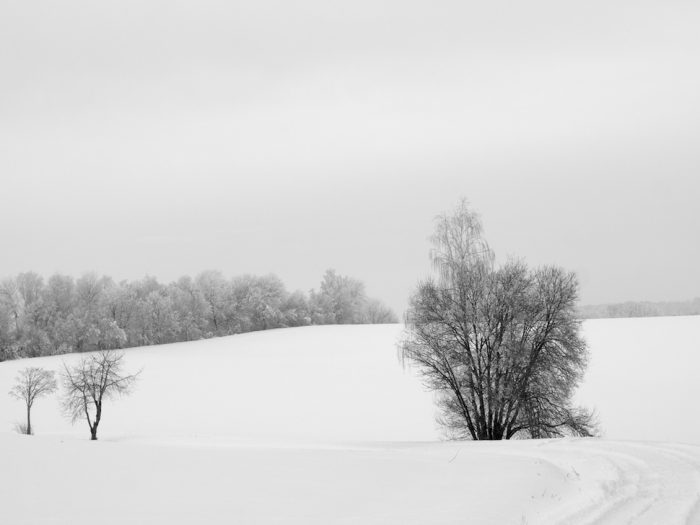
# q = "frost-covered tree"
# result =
<box><xmin>15</xmin><ymin>272</ymin><xmax>44</xmax><ymax>312</ymax></box>
<box><xmin>195</xmin><ymin>271</ymin><xmax>231</xmax><ymax>336</ymax></box>
<box><xmin>141</xmin><ymin>291</ymin><xmax>179</xmax><ymax>345</ymax></box>
<box><xmin>311</xmin><ymin>269</ymin><xmax>367</xmax><ymax>324</ymax></box>
<box><xmin>230</xmin><ymin>274</ymin><xmax>288</xmax><ymax>332</ymax></box>
<box><xmin>281</xmin><ymin>290</ymin><xmax>311</xmax><ymax>327</ymax></box>
<box><xmin>44</xmin><ymin>274</ymin><xmax>77</xmax><ymax>353</ymax></box>
<box><xmin>0</xmin><ymin>274</ymin><xmax>52</xmax><ymax>357</ymax></box>
<box><xmin>62</xmin><ymin>350</ymin><xmax>139</xmax><ymax>440</ymax></box>
<box><xmin>400</xmin><ymin>201</ymin><xmax>594</xmax><ymax>440</ymax></box>
<box><xmin>169</xmin><ymin>277</ymin><xmax>209</xmax><ymax>341</ymax></box>
<box><xmin>9</xmin><ymin>367</ymin><xmax>57</xmax><ymax>435</ymax></box>
<box><xmin>0</xmin><ymin>269</ymin><xmax>396</xmax><ymax>360</ymax></box>
<box><xmin>0</xmin><ymin>278</ymin><xmax>23</xmax><ymax>335</ymax></box>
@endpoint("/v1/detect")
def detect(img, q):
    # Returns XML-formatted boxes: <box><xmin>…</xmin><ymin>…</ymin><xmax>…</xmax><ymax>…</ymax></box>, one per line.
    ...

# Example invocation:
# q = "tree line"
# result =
<box><xmin>578</xmin><ymin>298</ymin><xmax>700</xmax><ymax>319</ymax></box>
<box><xmin>0</xmin><ymin>269</ymin><xmax>397</xmax><ymax>361</ymax></box>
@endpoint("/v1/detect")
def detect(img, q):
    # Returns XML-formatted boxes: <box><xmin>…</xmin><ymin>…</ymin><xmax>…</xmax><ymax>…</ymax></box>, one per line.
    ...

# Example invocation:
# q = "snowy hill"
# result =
<box><xmin>1</xmin><ymin>318</ymin><xmax>700</xmax><ymax>524</ymax></box>
<box><xmin>0</xmin><ymin>324</ymin><xmax>437</xmax><ymax>442</ymax></box>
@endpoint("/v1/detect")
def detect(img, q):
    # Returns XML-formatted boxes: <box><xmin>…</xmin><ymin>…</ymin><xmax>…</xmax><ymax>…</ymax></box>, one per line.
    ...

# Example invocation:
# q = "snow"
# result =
<box><xmin>575</xmin><ymin>316</ymin><xmax>700</xmax><ymax>444</ymax></box>
<box><xmin>1</xmin><ymin>318</ymin><xmax>699</xmax><ymax>524</ymax></box>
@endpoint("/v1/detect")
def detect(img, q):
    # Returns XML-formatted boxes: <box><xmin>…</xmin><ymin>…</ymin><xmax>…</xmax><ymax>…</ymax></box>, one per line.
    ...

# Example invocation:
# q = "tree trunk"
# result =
<box><xmin>91</xmin><ymin>404</ymin><xmax>101</xmax><ymax>440</ymax></box>
<box><xmin>26</xmin><ymin>405</ymin><xmax>32</xmax><ymax>435</ymax></box>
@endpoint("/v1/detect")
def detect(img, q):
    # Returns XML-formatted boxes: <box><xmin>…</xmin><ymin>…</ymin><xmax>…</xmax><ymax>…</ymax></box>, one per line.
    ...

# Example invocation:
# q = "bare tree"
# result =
<box><xmin>363</xmin><ymin>298</ymin><xmax>399</xmax><ymax>323</ymax></box>
<box><xmin>9</xmin><ymin>367</ymin><xmax>57</xmax><ymax>435</ymax></box>
<box><xmin>62</xmin><ymin>350</ymin><xmax>139</xmax><ymax>440</ymax></box>
<box><xmin>400</xmin><ymin>201</ymin><xmax>595</xmax><ymax>440</ymax></box>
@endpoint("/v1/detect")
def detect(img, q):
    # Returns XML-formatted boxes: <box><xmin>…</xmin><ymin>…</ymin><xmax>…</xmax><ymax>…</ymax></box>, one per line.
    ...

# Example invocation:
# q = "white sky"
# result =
<box><xmin>1</xmin><ymin>0</ymin><xmax>699</xmax><ymax>314</ymax></box>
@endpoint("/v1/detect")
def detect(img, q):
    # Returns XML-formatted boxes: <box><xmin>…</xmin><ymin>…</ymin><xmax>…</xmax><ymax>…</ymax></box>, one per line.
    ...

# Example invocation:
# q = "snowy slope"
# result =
<box><xmin>1</xmin><ymin>318</ymin><xmax>699</xmax><ymax>524</ymax></box>
<box><xmin>575</xmin><ymin>316</ymin><xmax>700</xmax><ymax>444</ymax></box>
<box><xmin>0</xmin><ymin>325</ymin><xmax>437</xmax><ymax>442</ymax></box>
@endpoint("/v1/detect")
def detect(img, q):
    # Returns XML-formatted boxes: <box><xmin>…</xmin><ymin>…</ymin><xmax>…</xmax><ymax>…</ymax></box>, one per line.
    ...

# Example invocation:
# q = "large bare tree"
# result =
<box><xmin>400</xmin><ymin>201</ymin><xmax>595</xmax><ymax>440</ymax></box>
<box><xmin>9</xmin><ymin>367</ymin><xmax>57</xmax><ymax>435</ymax></box>
<box><xmin>62</xmin><ymin>350</ymin><xmax>139</xmax><ymax>440</ymax></box>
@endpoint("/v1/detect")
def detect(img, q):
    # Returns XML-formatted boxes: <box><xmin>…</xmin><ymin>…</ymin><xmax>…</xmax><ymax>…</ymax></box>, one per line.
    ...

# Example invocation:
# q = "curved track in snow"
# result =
<box><xmin>522</xmin><ymin>439</ymin><xmax>700</xmax><ymax>524</ymax></box>
<box><xmin>2</xmin><ymin>434</ymin><xmax>700</xmax><ymax>525</ymax></box>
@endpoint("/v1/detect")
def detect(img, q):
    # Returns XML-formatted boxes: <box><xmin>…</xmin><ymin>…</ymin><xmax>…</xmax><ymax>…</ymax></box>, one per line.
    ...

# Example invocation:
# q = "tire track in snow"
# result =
<box><xmin>537</xmin><ymin>445</ymin><xmax>659</xmax><ymax>524</ymax></box>
<box><xmin>535</xmin><ymin>441</ymin><xmax>700</xmax><ymax>525</ymax></box>
<box><xmin>655</xmin><ymin>444</ymin><xmax>700</xmax><ymax>525</ymax></box>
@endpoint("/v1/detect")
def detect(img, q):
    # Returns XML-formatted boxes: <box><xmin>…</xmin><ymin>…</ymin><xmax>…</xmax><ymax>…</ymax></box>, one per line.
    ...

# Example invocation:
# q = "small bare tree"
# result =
<box><xmin>9</xmin><ymin>367</ymin><xmax>57</xmax><ymax>435</ymax></box>
<box><xmin>62</xmin><ymin>350</ymin><xmax>139</xmax><ymax>440</ymax></box>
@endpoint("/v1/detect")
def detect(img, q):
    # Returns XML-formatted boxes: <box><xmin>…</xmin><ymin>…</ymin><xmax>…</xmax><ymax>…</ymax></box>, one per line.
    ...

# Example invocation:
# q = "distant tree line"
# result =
<box><xmin>578</xmin><ymin>298</ymin><xmax>700</xmax><ymax>319</ymax></box>
<box><xmin>0</xmin><ymin>269</ymin><xmax>397</xmax><ymax>361</ymax></box>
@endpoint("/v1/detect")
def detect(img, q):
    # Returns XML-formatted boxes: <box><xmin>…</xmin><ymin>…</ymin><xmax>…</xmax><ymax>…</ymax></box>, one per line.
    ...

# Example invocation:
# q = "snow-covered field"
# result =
<box><xmin>1</xmin><ymin>318</ymin><xmax>699</xmax><ymax>524</ymax></box>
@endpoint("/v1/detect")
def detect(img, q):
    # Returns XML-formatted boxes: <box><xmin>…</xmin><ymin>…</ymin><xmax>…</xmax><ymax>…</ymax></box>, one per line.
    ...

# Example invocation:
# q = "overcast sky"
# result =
<box><xmin>1</xmin><ymin>0</ymin><xmax>699</xmax><ymax>314</ymax></box>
